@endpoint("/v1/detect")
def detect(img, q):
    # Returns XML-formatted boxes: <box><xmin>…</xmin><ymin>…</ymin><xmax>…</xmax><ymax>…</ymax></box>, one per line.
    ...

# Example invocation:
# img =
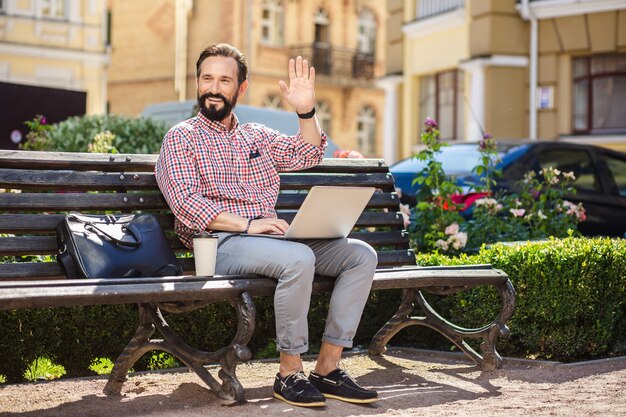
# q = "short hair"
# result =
<box><xmin>195</xmin><ymin>43</ymin><xmax>248</xmax><ymax>85</ymax></box>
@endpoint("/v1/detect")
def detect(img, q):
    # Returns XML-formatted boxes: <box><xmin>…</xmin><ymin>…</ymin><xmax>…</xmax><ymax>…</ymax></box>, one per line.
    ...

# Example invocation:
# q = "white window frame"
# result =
<box><xmin>419</xmin><ymin>69</ymin><xmax>464</xmax><ymax>141</ymax></box>
<box><xmin>260</xmin><ymin>0</ymin><xmax>284</xmax><ymax>46</ymax></box>
<box><xmin>39</xmin><ymin>0</ymin><xmax>67</xmax><ymax>20</ymax></box>
<box><xmin>316</xmin><ymin>100</ymin><xmax>331</xmax><ymax>136</ymax></box>
<box><xmin>357</xmin><ymin>106</ymin><xmax>376</xmax><ymax>156</ymax></box>
<box><xmin>357</xmin><ymin>8</ymin><xmax>376</xmax><ymax>55</ymax></box>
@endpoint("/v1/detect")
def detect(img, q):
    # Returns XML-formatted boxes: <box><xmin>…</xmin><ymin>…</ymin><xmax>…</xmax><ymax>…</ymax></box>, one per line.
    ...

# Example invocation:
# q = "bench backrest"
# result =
<box><xmin>0</xmin><ymin>150</ymin><xmax>415</xmax><ymax>281</ymax></box>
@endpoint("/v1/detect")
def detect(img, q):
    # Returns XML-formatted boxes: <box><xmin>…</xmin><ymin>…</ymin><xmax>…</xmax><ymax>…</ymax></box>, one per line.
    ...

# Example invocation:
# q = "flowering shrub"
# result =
<box><xmin>408</xmin><ymin>118</ymin><xmax>586</xmax><ymax>254</ymax></box>
<box><xmin>88</xmin><ymin>131</ymin><xmax>118</xmax><ymax>154</ymax></box>
<box><xmin>408</xmin><ymin>118</ymin><xmax>465</xmax><ymax>253</ymax></box>
<box><xmin>21</xmin><ymin>115</ymin><xmax>53</xmax><ymax>151</ymax></box>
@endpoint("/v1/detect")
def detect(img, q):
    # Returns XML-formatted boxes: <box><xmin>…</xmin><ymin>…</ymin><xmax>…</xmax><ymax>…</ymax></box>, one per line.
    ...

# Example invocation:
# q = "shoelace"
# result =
<box><xmin>279</xmin><ymin>371</ymin><xmax>308</xmax><ymax>390</ymax></box>
<box><xmin>335</xmin><ymin>361</ymin><xmax>358</xmax><ymax>385</ymax></box>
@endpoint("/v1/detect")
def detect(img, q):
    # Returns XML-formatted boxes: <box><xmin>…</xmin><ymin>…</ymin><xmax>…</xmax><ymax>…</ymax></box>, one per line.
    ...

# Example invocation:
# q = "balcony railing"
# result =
<box><xmin>416</xmin><ymin>0</ymin><xmax>465</xmax><ymax>20</ymax></box>
<box><xmin>290</xmin><ymin>43</ymin><xmax>375</xmax><ymax>80</ymax></box>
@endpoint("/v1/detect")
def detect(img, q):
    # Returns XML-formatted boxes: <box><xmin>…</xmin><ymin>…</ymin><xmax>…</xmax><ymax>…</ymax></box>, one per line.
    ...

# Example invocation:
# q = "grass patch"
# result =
<box><xmin>23</xmin><ymin>357</ymin><xmax>66</xmax><ymax>381</ymax></box>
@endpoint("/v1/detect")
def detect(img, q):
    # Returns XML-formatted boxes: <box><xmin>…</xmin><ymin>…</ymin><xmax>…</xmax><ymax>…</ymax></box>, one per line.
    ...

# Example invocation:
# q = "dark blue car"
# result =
<box><xmin>390</xmin><ymin>141</ymin><xmax>626</xmax><ymax>237</ymax></box>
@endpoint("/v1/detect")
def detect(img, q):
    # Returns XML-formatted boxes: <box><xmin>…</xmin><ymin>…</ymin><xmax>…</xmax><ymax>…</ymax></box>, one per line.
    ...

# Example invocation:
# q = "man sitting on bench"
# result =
<box><xmin>155</xmin><ymin>43</ymin><xmax>378</xmax><ymax>407</ymax></box>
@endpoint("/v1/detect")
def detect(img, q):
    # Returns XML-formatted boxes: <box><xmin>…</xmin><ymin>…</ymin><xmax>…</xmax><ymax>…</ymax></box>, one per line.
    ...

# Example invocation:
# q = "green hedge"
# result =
<box><xmin>413</xmin><ymin>237</ymin><xmax>626</xmax><ymax>361</ymax></box>
<box><xmin>46</xmin><ymin>115</ymin><xmax>169</xmax><ymax>154</ymax></box>
<box><xmin>1</xmin><ymin>237</ymin><xmax>624</xmax><ymax>382</ymax></box>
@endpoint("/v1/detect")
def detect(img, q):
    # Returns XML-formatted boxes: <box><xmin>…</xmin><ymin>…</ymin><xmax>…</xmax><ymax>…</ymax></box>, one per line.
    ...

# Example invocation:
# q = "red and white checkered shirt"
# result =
<box><xmin>155</xmin><ymin>112</ymin><xmax>327</xmax><ymax>248</ymax></box>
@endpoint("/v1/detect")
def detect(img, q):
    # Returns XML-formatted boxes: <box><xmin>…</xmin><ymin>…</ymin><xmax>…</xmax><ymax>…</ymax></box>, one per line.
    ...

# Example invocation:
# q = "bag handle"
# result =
<box><xmin>85</xmin><ymin>222</ymin><xmax>142</xmax><ymax>248</ymax></box>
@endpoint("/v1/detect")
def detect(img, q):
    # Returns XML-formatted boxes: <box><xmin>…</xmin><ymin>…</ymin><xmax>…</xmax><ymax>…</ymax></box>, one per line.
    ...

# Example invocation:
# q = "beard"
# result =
<box><xmin>197</xmin><ymin>91</ymin><xmax>238</xmax><ymax>122</ymax></box>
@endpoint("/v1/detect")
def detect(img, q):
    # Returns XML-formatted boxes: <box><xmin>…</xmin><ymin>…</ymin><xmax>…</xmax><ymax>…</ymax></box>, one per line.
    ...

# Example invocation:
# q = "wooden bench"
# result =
<box><xmin>0</xmin><ymin>149</ymin><xmax>516</xmax><ymax>403</ymax></box>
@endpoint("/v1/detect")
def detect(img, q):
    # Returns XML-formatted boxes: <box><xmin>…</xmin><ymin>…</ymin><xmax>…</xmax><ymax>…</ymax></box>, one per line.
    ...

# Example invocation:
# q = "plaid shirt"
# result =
<box><xmin>155</xmin><ymin>112</ymin><xmax>327</xmax><ymax>248</ymax></box>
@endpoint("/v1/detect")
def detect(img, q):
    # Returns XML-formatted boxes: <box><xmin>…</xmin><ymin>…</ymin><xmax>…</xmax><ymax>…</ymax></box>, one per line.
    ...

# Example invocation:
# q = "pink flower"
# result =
<box><xmin>424</xmin><ymin>117</ymin><xmax>438</xmax><ymax>129</ymax></box>
<box><xmin>399</xmin><ymin>203</ymin><xmax>411</xmax><ymax>228</ymax></box>
<box><xmin>332</xmin><ymin>149</ymin><xmax>364</xmax><ymax>159</ymax></box>
<box><xmin>510</xmin><ymin>208</ymin><xmax>526</xmax><ymax>217</ymax></box>
<box><xmin>40</xmin><ymin>116</ymin><xmax>47</xmax><ymax>125</ymax></box>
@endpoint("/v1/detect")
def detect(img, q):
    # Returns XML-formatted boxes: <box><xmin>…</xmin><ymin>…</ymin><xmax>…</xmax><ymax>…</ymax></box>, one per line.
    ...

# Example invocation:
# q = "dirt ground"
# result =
<box><xmin>0</xmin><ymin>348</ymin><xmax>625</xmax><ymax>417</ymax></box>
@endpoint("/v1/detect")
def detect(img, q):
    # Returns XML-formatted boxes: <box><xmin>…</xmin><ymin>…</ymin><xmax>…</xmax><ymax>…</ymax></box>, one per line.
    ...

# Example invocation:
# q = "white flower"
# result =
<box><xmin>563</xmin><ymin>171</ymin><xmax>576</xmax><ymax>180</ymax></box>
<box><xmin>523</xmin><ymin>171</ymin><xmax>536</xmax><ymax>183</ymax></box>
<box><xmin>475</xmin><ymin>198</ymin><xmax>498</xmax><ymax>207</ymax></box>
<box><xmin>537</xmin><ymin>210</ymin><xmax>547</xmax><ymax>220</ymax></box>
<box><xmin>510</xmin><ymin>208</ymin><xmax>526</xmax><ymax>217</ymax></box>
<box><xmin>444</xmin><ymin>223</ymin><xmax>459</xmax><ymax>235</ymax></box>
<box><xmin>449</xmin><ymin>232</ymin><xmax>468</xmax><ymax>250</ymax></box>
<box><xmin>435</xmin><ymin>239</ymin><xmax>449</xmax><ymax>251</ymax></box>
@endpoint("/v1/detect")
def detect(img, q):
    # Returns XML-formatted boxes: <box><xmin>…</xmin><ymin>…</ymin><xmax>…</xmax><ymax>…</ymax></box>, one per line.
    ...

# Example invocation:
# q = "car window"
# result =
<box><xmin>538</xmin><ymin>149</ymin><xmax>600</xmax><ymax>192</ymax></box>
<box><xmin>605</xmin><ymin>154</ymin><xmax>626</xmax><ymax>197</ymax></box>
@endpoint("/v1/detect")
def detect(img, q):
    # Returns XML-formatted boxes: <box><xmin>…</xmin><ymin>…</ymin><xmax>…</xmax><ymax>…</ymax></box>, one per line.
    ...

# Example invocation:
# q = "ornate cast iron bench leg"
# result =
<box><xmin>104</xmin><ymin>291</ymin><xmax>256</xmax><ymax>403</ymax></box>
<box><xmin>369</xmin><ymin>279</ymin><xmax>516</xmax><ymax>370</ymax></box>
<box><xmin>104</xmin><ymin>304</ymin><xmax>155</xmax><ymax>395</ymax></box>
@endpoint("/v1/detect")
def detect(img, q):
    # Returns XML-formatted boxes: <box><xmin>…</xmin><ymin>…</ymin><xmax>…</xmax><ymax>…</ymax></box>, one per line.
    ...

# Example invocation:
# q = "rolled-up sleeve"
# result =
<box><xmin>155</xmin><ymin>129</ymin><xmax>223</xmax><ymax>232</ymax></box>
<box><xmin>267</xmin><ymin>129</ymin><xmax>328</xmax><ymax>171</ymax></box>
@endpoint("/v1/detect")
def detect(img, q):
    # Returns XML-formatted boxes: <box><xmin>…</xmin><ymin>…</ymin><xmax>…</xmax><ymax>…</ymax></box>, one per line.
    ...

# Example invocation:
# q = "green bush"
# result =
<box><xmin>413</xmin><ymin>237</ymin><xmax>626</xmax><ymax>361</ymax></box>
<box><xmin>0</xmin><ymin>237</ymin><xmax>623</xmax><ymax>382</ymax></box>
<box><xmin>44</xmin><ymin>115</ymin><xmax>169</xmax><ymax>154</ymax></box>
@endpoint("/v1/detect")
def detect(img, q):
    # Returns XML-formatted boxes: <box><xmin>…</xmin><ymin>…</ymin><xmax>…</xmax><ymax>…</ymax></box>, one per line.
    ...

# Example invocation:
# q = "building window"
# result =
<box><xmin>263</xmin><ymin>94</ymin><xmax>282</xmax><ymax>110</ymax></box>
<box><xmin>39</xmin><ymin>0</ymin><xmax>67</xmax><ymax>19</ymax></box>
<box><xmin>261</xmin><ymin>0</ymin><xmax>284</xmax><ymax>46</ymax></box>
<box><xmin>357</xmin><ymin>106</ymin><xmax>376</xmax><ymax>156</ymax></box>
<box><xmin>357</xmin><ymin>8</ymin><xmax>376</xmax><ymax>55</ymax></box>
<box><xmin>314</xmin><ymin>8</ymin><xmax>330</xmax><ymax>44</ymax></box>
<box><xmin>316</xmin><ymin>100</ymin><xmax>331</xmax><ymax>136</ymax></box>
<box><xmin>313</xmin><ymin>8</ymin><xmax>331</xmax><ymax>75</ymax></box>
<box><xmin>573</xmin><ymin>53</ymin><xmax>626</xmax><ymax>134</ymax></box>
<box><xmin>106</xmin><ymin>9</ymin><xmax>112</xmax><ymax>46</ymax></box>
<box><xmin>419</xmin><ymin>70</ymin><xmax>464</xmax><ymax>140</ymax></box>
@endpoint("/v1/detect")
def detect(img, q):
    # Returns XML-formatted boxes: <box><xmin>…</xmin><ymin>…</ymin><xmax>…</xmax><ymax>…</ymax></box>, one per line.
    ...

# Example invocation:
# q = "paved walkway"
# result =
<box><xmin>1</xmin><ymin>349</ymin><xmax>625</xmax><ymax>417</ymax></box>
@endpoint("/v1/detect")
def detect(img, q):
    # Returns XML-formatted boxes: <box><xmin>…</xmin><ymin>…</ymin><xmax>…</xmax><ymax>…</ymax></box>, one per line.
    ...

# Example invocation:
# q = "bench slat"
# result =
<box><xmin>0</xmin><ymin>249</ymin><xmax>415</xmax><ymax>280</ymax></box>
<box><xmin>0</xmin><ymin>211</ymin><xmax>405</xmax><ymax>233</ymax></box>
<box><xmin>0</xmin><ymin>150</ymin><xmax>389</xmax><ymax>173</ymax></box>
<box><xmin>0</xmin><ymin>231</ymin><xmax>410</xmax><ymax>256</ymax></box>
<box><xmin>0</xmin><ymin>169</ymin><xmax>156</xmax><ymax>190</ymax></box>
<box><xmin>0</xmin><ymin>192</ymin><xmax>400</xmax><ymax>211</ymax></box>
<box><xmin>0</xmin><ymin>213</ymin><xmax>175</xmax><ymax>233</ymax></box>
<box><xmin>0</xmin><ymin>266</ymin><xmax>507</xmax><ymax>311</ymax></box>
<box><xmin>0</xmin><ymin>170</ymin><xmax>394</xmax><ymax>191</ymax></box>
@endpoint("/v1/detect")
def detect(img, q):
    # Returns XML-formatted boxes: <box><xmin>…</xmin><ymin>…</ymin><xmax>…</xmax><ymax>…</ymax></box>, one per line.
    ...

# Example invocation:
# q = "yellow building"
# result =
<box><xmin>386</xmin><ymin>0</ymin><xmax>626</xmax><ymax>160</ymax></box>
<box><xmin>107</xmin><ymin>0</ymin><xmax>387</xmax><ymax>157</ymax></box>
<box><xmin>0</xmin><ymin>0</ymin><xmax>110</xmax><ymax>114</ymax></box>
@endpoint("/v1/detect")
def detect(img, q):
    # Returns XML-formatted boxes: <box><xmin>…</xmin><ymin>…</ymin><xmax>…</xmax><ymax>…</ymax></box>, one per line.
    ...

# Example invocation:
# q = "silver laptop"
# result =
<box><xmin>248</xmin><ymin>186</ymin><xmax>375</xmax><ymax>239</ymax></box>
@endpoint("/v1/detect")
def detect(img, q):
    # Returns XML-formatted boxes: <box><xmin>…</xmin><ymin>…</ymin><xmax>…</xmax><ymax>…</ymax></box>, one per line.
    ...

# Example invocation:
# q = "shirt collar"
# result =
<box><xmin>197</xmin><ymin>111</ymin><xmax>240</xmax><ymax>132</ymax></box>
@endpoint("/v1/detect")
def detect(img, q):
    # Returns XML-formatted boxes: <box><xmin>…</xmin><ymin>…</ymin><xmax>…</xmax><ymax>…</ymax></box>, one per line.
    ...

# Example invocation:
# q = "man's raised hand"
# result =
<box><xmin>279</xmin><ymin>56</ymin><xmax>316</xmax><ymax>114</ymax></box>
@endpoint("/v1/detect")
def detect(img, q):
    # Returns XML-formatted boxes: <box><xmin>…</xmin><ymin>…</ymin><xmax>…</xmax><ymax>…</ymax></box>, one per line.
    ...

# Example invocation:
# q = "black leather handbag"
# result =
<box><xmin>56</xmin><ymin>213</ymin><xmax>182</xmax><ymax>279</ymax></box>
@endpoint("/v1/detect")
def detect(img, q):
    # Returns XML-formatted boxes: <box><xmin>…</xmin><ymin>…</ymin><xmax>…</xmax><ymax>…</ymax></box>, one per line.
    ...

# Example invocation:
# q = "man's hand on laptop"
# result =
<box><xmin>249</xmin><ymin>218</ymin><xmax>289</xmax><ymax>235</ymax></box>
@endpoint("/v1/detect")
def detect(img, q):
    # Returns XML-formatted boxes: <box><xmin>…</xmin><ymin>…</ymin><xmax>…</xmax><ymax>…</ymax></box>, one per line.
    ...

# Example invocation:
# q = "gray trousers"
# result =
<box><xmin>213</xmin><ymin>233</ymin><xmax>377</xmax><ymax>355</ymax></box>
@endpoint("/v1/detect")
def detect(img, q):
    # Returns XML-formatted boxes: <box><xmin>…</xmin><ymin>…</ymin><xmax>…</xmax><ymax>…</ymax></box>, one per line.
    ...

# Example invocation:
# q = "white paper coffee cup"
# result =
<box><xmin>193</xmin><ymin>232</ymin><xmax>219</xmax><ymax>276</ymax></box>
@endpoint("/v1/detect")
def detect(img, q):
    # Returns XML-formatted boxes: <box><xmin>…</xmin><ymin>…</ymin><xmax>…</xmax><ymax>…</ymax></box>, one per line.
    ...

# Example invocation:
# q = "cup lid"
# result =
<box><xmin>193</xmin><ymin>231</ymin><xmax>217</xmax><ymax>238</ymax></box>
